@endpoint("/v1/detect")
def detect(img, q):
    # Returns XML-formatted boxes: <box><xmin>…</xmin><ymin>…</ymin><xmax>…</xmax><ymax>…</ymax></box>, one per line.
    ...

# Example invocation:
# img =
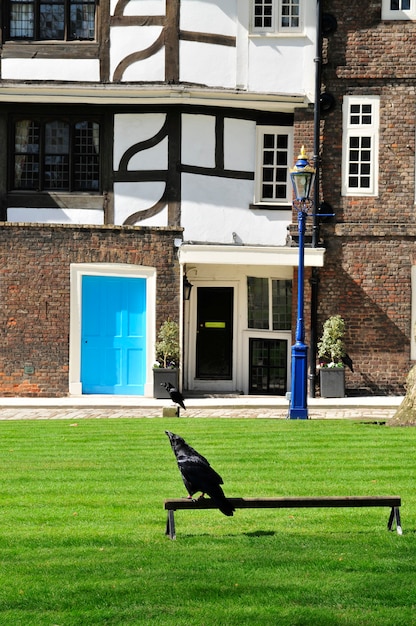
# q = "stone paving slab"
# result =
<box><xmin>0</xmin><ymin>406</ymin><xmax>398</xmax><ymax>420</ymax></box>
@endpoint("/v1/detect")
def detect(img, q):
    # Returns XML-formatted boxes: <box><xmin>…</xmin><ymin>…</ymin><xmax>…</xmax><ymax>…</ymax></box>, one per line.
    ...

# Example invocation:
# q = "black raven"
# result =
<box><xmin>165</xmin><ymin>431</ymin><xmax>235</xmax><ymax>517</ymax></box>
<box><xmin>342</xmin><ymin>353</ymin><xmax>354</xmax><ymax>372</ymax></box>
<box><xmin>161</xmin><ymin>382</ymin><xmax>186</xmax><ymax>410</ymax></box>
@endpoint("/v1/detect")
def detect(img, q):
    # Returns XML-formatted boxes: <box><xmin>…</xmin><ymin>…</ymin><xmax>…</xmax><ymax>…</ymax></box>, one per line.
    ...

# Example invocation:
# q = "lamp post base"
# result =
<box><xmin>289</xmin><ymin>341</ymin><xmax>309</xmax><ymax>420</ymax></box>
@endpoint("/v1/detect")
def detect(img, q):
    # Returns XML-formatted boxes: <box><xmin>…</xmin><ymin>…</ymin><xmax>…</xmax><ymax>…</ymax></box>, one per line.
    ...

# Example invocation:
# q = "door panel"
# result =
<box><xmin>81</xmin><ymin>275</ymin><xmax>146</xmax><ymax>394</ymax></box>
<box><xmin>196</xmin><ymin>287</ymin><xmax>233</xmax><ymax>379</ymax></box>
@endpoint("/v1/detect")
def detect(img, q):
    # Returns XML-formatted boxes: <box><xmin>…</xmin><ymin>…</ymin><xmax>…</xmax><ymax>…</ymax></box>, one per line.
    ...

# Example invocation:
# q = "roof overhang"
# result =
<box><xmin>0</xmin><ymin>83</ymin><xmax>310</xmax><ymax>112</ymax></box>
<box><xmin>179</xmin><ymin>244</ymin><xmax>325</xmax><ymax>267</ymax></box>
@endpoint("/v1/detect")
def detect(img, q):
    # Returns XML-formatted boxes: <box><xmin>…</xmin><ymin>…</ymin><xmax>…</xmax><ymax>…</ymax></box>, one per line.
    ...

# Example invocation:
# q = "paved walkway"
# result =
<box><xmin>0</xmin><ymin>395</ymin><xmax>404</xmax><ymax>420</ymax></box>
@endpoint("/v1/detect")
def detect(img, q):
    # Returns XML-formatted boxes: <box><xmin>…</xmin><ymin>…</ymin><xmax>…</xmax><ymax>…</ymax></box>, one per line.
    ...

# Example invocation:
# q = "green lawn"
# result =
<box><xmin>0</xmin><ymin>417</ymin><xmax>415</xmax><ymax>625</ymax></box>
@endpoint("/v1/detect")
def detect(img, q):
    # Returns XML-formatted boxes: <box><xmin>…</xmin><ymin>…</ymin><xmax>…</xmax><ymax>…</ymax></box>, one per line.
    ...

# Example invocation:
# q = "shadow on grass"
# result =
<box><xmin>243</xmin><ymin>530</ymin><xmax>276</xmax><ymax>537</ymax></box>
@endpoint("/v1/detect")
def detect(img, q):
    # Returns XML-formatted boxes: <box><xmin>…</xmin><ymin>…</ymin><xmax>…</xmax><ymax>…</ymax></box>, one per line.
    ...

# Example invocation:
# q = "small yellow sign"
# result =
<box><xmin>205</xmin><ymin>322</ymin><xmax>226</xmax><ymax>329</ymax></box>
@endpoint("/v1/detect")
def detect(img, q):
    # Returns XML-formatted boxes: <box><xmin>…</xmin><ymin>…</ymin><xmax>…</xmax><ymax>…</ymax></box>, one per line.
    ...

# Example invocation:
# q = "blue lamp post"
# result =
<box><xmin>289</xmin><ymin>146</ymin><xmax>316</xmax><ymax>419</ymax></box>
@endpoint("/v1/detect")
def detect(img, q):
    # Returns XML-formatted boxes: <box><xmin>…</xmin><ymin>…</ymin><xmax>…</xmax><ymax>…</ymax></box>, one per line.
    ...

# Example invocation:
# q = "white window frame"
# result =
<box><xmin>255</xmin><ymin>126</ymin><xmax>294</xmax><ymax>206</ymax></box>
<box><xmin>382</xmin><ymin>0</ymin><xmax>416</xmax><ymax>20</ymax></box>
<box><xmin>342</xmin><ymin>96</ymin><xmax>379</xmax><ymax>197</ymax></box>
<box><xmin>251</xmin><ymin>0</ymin><xmax>303</xmax><ymax>35</ymax></box>
<box><xmin>411</xmin><ymin>265</ymin><xmax>416</xmax><ymax>360</ymax></box>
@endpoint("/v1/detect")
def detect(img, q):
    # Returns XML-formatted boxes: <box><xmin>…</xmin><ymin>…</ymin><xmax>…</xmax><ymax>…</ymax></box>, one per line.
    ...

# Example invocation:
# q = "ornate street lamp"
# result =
<box><xmin>289</xmin><ymin>146</ymin><xmax>316</xmax><ymax>419</ymax></box>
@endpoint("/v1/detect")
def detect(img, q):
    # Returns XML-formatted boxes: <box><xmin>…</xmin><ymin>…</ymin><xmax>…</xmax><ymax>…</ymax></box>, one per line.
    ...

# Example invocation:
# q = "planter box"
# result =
<box><xmin>153</xmin><ymin>368</ymin><xmax>179</xmax><ymax>398</ymax></box>
<box><xmin>319</xmin><ymin>367</ymin><xmax>345</xmax><ymax>398</ymax></box>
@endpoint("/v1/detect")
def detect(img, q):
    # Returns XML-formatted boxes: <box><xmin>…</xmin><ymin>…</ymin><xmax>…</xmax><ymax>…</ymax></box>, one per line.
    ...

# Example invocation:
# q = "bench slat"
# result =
<box><xmin>164</xmin><ymin>496</ymin><xmax>401</xmax><ymax>511</ymax></box>
<box><xmin>164</xmin><ymin>496</ymin><xmax>402</xmax><ymax>538</ymax></box>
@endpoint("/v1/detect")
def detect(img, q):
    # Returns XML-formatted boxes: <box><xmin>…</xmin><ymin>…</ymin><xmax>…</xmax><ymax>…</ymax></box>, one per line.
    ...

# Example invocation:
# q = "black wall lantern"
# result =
<box><xmin>183</xmin><ymin>275</ymin><xmax>193</xmax><ymax>301</ymax></box>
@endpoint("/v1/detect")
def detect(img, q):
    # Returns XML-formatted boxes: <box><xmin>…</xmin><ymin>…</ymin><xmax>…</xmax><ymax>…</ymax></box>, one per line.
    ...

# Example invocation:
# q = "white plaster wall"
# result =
<box><xmin>114</xmin><ymin>114</ymin><xmax>167</xmax><ymax>170</ymax></box>
<box><xmin>111</xmin><ymin>0</ymin><xmax>166</xmax><ymax>16</ymax></box>
<box><xmin>224</xmin><ymin>118</ymin><xmax>255</xmax><ymax>171</ymax></box>
<box><xmin>180</xmin><ymin>0</ymin><xmax>237</xmax><ymax>36</ymax></box>
<box><xmin>114</xmin><ymin>114</ymin><xmax>168</xmax><ymax>226</ymax></box>
<box><xmin>180</xmin><ymin>41</ymin><xmax>236</xmax><ymax>88</ymax></box>
<box><xmin>7</xmin><ymin>208</ymin><xmax>104</xmax><ymax>225</ymax></box>
<box><xmin>1</xmin><ymin>59</ymin><xmax>99</xmax><ymax>82</ymax></box>
<box><xmin>247</xmin><ymin>38</ymin><xmax>315</xmax><ymax>97</ymax></box>
<box><xmin>181</xmin><ymin>174</ymin><xmax>291</xmax><ymax>246</ymax></box>
<box><xmin>182</xmin><ymin>115</ymin><xmax>216</xmax><ymax>168</ymax></box>
<box><xmin>113</xmin><ymin>181</ymin><xmax>167</xmax><ymax>225</ymax></box>
<box><xmin>183</xmin><ymin>115</ymin><xmax>255</xmax><ymax>172</ymax></box>
<box><xmin>110</xmin><ymin>26</ymin><xmax>164</xmax><ymax>82</ymax></box>
<box><xmin>245</xmin><ymin>0</ymin><xmax>317</xmax><ymax>98</ymax></box>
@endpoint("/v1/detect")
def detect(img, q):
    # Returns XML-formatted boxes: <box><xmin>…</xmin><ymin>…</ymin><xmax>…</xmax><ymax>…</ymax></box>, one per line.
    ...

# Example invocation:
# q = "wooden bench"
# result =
<box><xmin>164</xmin><ymin>496</ymin><xmax>402</xmax><ymax>539</ymax></box>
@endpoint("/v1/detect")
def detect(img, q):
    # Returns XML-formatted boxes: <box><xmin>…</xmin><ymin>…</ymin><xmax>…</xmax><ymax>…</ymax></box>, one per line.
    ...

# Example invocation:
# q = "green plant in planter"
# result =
<box><xmin>154</xmin><ymin>320</ymin><xmax>180</xmax><ymax>369</ymax></box>
<box><xmin>317</xmin><ymin>315</ymin><xmax>346</xmax><ymax>368</ymax></box>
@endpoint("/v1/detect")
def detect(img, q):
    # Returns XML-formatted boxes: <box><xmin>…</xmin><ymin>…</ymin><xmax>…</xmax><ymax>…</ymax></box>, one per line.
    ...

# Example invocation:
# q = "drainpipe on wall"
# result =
<box><xmin>309</xmin><ymin>0</ymin><xmax>322</xmax><ymax>398</ymax></box>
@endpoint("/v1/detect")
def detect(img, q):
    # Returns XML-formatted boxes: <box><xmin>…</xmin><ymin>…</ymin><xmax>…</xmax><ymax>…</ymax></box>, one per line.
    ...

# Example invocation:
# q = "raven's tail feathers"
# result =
<box><xmin>218</xmin><ymin>500</ymin><xmax>235</xmax><ymax>517</ymax></box>
<box><xmin>207</xmin><ymin>486</ymin><xmax>235</xmax><ymax>517</ymax></box>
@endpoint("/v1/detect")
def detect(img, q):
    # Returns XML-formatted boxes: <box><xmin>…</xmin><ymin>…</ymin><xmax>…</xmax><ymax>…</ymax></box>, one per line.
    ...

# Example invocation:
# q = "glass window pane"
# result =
<box><xmin>70</xmin><ymin>1</ymin><xmax>96</xmax><ymax>40</ymax></box>
<box><xmin>253</xmin><ymin>0</ymin><xmax>274</xmax><ymax>30</ymax></box>
<box><xmin>44</xmin><ymin>155</ymin><xmax>69</xmax><ymax>189</ymax></box>
<box><xmin>40</xmin><ymin>0</ymin><xmax>65</xmax><ymax>39</ymax></box>
<box><xmin>74</xmin><ymin>121</ymin><xmax>100</xmax><ymax>190</ymax></box>
<box><xmin>248</xmin><ymin>277</ymin><xmax>269</xmax><ymax>329</ymax></box>
<box><xmin>45</xmin><ymin>120</ymin><xmax>69</xmax><ymax>153</ymax></box>
<box><xmin>10</xmin><ymin>0</ymin><xmax>34</xmax><ymax>38</ymax></box>
<box><xmin>44</xmin><ymin>121</ymin><xmax>69</xmax><ymax>189</ymax></box>
<box><xmin>272</xmin><ymin>280</ymin><xmax>292</xmax><ymax>330</ymax></box>
<box><xmin>280</xmin><ymin>0</ymin><xmax>300</xmax><ymax>29</ymax></box>
<box><xmin>14</xmin><ymin>120</ymin><xmax>40</xmax><ymax>189</ymax></box>
<box><xmin>259</xmin><ymin>129</ymin><xmax>290</xmax><ymax>202</ymax></box>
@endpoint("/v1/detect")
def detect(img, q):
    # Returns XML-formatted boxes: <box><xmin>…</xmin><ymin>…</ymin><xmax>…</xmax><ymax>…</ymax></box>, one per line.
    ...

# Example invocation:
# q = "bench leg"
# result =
<box><xmin>388</xmin><ymin>507</ymin><xmax>402</xmax><ymax>535</ymax></box>
<box><xmin>165</xmin><ymin>510</ymin><xmax>176</xmax><ymax>540</ymax></box>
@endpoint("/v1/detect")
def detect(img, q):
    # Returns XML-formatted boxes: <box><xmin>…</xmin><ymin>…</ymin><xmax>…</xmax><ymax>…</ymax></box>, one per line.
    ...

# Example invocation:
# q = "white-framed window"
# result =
<box><xmin>251</xmin><ymin>0</ymin><xmax>303</xmax><ymax>34</ymax></box>
<box><xmin>342</xmin><ymin>96</ymin><xmax>379</xmax><ymax>197</ymax></box>
<box><xmin>247</xmin><ymin>277</ymin><xmax>292</xmax><ymax>330</ymax></box>
<box><xmin>255</xmin><ymin>126</ymin><xmax>294</xmax><ymax>205</ymax></box>
<box><xmin>382</xmin><ymin>0</ymin><xmax>416</xmax><ymax>20</ymax></box>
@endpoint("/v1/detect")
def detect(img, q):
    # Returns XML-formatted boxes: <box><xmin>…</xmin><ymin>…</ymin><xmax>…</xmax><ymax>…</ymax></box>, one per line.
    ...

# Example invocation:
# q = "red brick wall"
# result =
<box><xmin>318</xmin><ymin>227</ymin><xmax>412</xmax><ymax>394</ymax></box>
<box><xmin>0</xmin><ymin>223</ymin><xmax>181</xmax><ymax>396</ymax></box>
<box><xmin>309</xmin><ymin>0</ymin><xmax>416</xmax><ymax>394</ymax></box>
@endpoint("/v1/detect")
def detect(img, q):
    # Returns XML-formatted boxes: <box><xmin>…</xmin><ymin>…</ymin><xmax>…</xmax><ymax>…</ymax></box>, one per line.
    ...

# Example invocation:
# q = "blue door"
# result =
<box><xmin>81</xmin><ymin>276</ymin><xmax>147</xmax><ymax>394</ymax></box>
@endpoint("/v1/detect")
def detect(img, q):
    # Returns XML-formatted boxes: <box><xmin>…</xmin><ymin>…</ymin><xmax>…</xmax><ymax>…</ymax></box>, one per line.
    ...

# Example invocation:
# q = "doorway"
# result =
<box><xmin>196</xmin><ymin>287</ymin><xmax>233</xmax><ymax>379</ymax></box>
<box><xmin>81</xmin><ymin>275</ymin><xmax>147</xmax><ymax>394</ymax></box>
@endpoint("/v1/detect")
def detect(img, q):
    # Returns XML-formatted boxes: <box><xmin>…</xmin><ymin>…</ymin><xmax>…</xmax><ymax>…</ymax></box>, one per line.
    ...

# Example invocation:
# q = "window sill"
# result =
<box><xmin>250</xmin><ymin>203</ymin><xmax>292</xmax><ymax>211</ymax></box>
<box><xmin>249</xmin><ymin>31</ymin><xmax>306</xmax><ymax>38</ymax></box>
<box><xmin>2</xmin><ymin>41</ymin><xmax>99</xmax><ymax>59</ymax></box>
<box><xmin>7</xmin><ymin>191</ymin><xmax>104</xmax><ymax>210</ymax></box>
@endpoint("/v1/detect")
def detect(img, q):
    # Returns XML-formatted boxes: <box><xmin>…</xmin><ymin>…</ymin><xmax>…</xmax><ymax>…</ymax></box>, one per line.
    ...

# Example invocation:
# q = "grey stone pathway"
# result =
<box><xmin>0</xmin><ymin>405</ymin><xmax>399</xmax><ymax>421</ymax></box>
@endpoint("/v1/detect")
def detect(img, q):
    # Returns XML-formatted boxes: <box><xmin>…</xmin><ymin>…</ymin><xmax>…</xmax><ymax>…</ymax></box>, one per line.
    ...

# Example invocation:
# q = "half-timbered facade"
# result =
<box><xmin>0</xmin><ymin>0</ymin><xmax>319</xmax><ymax>396</ymax></box>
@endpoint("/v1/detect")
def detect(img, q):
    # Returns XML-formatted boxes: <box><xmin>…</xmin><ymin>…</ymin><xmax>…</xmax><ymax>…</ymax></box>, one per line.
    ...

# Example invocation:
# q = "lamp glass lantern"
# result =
<box><xmin>288</xmin><ymin>146</ymin><xmax>315</xmax><ymax>419</ymax></box>
<box><xmin>290</xmin><ymin>146</ymin><xmax>316</xmax><ymax>202</ymax></box>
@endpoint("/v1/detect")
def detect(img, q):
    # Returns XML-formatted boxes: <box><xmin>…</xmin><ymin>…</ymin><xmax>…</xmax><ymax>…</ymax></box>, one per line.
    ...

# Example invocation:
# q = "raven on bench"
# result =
<box><xmin>164</xmin><ymin>495</ymin><xmax>402</xmax><ymax>539</ymax></box>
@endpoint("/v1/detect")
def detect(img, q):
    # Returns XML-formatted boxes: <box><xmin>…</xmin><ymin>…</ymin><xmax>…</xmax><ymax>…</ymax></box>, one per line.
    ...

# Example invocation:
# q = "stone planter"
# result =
<box><xmin>153</xmin><ymin>368</ymin><xmax>179</xmax><ymax>398</ymax></box>
<box><xmin>319</xmin><ymin>367</ymin><xmax>345</xmax><ymax>398</ymax></box>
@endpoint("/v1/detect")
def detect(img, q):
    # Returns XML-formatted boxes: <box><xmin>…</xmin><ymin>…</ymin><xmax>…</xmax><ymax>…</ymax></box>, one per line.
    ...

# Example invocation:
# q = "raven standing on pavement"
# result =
<box><xmin>161</xmin><ymin>382</ymin><xmax>186</xmax><ymax>410</ymax></box>
<box><xmin>165</xmin><ymin>431</ymin><xmax>235</xmax><ymax>517</ymax></box>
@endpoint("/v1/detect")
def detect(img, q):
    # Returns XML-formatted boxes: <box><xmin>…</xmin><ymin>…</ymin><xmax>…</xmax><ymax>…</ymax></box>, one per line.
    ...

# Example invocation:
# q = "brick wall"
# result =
<box><xmin>311</xmin><ymin>0</ymin><xmax>416</xmax><ymax>394</ymax></box>
<box><xmin>0</xmin><ymin>223</ymin><xmax>181</xmax><ymax>396</ymax></box>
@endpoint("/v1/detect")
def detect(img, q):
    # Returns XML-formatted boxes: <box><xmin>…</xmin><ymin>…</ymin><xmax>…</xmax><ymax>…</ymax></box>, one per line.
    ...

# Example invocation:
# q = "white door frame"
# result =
<box><xmin>69</xmin><ymin>263</ymin><xmax>156</xmax><ymax>396</ymax></box>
